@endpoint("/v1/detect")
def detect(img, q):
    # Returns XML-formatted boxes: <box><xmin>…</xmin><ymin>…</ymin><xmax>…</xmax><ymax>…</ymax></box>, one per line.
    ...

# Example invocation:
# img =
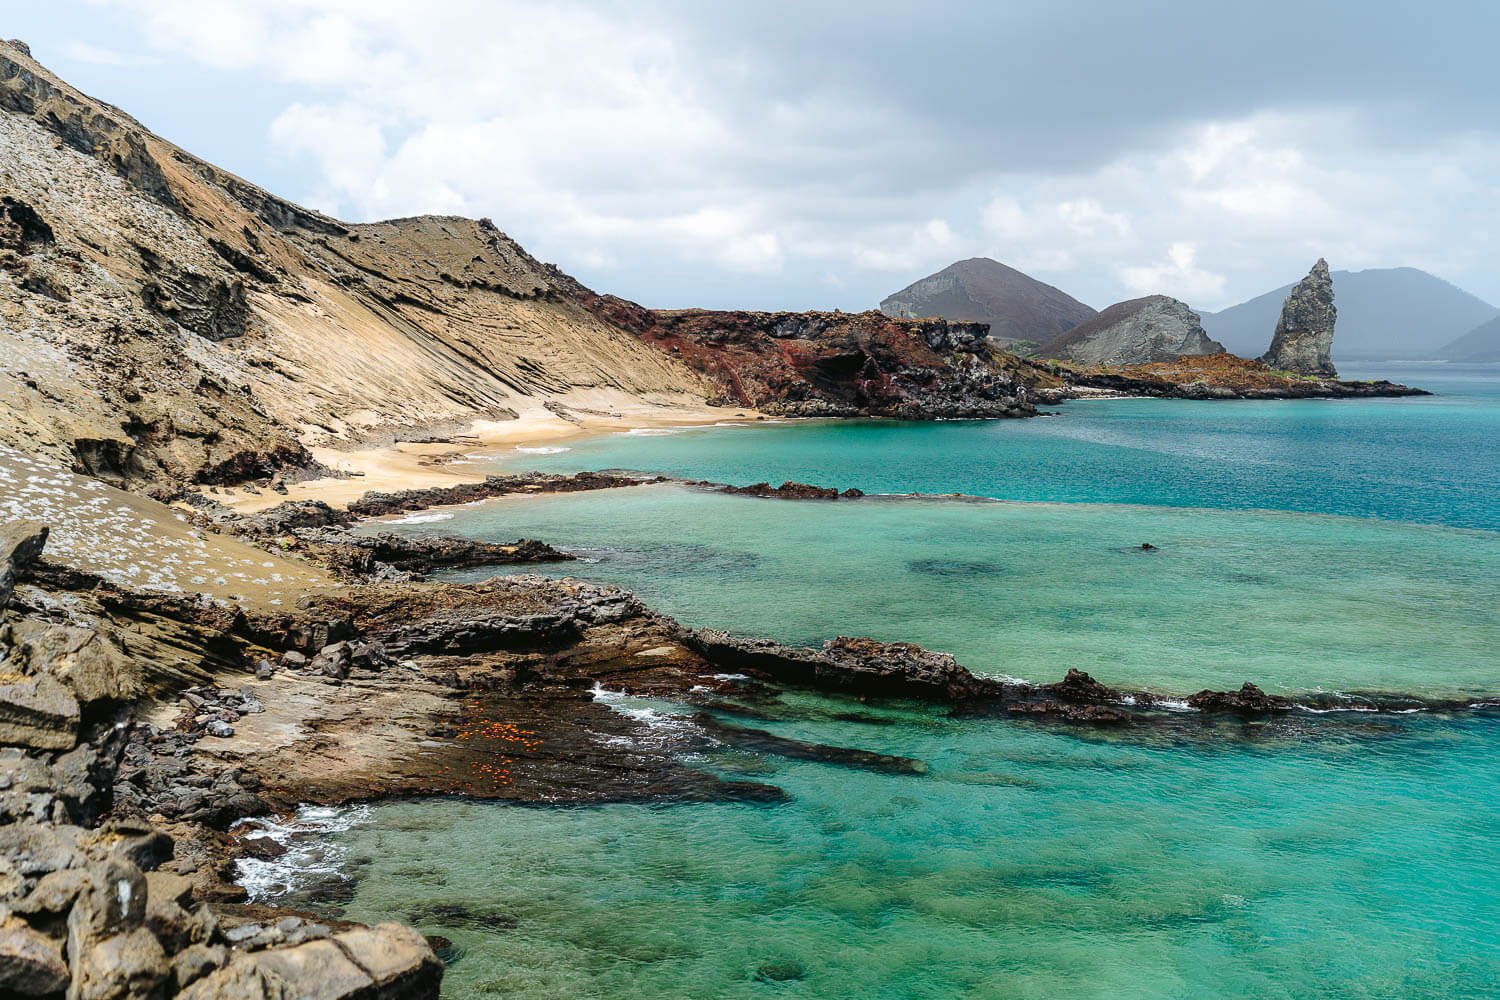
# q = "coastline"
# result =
<box><xmin>214</xmin><ymin>394</ymin><xmax>770</xmax><ymax>514</ymax></box>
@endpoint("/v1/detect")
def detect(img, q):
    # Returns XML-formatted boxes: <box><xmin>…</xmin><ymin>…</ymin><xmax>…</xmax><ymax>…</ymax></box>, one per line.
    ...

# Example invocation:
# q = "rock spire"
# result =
<box><xmin>1261</xmin><ymin>259</ymin><xmax>1337</xmax><ymax>376</ymax></box>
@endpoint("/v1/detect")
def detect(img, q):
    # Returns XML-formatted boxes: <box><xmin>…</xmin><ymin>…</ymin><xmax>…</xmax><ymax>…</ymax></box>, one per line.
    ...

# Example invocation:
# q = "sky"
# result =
<box><xmin>7</xmin><ymin>1</ymin><xmax>1499</xmax><ymax>312</ymax></box>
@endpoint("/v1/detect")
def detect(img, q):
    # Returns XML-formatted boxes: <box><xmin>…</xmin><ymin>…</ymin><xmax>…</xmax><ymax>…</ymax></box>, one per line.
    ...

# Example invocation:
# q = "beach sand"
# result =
<box><xmin>216</xmin><ymin>390</ymin><xmax>764</xmax><ymax>513</ymax></box>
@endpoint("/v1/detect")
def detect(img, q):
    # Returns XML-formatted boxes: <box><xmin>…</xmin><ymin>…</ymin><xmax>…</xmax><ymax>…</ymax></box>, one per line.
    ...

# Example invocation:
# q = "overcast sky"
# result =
<box><xmin>9</xmin><ymin>1</ymin><xmax>1499</xmax><ymax>312</ymax></box>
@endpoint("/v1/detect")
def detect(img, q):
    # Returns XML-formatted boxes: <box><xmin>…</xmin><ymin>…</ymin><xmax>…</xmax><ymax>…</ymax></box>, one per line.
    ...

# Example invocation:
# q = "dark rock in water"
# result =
<box><xmin>714</xmin><ymin>481</ymin><xmax>863</xmax><ymax>500</ymax></box>
<box><xmin>754</xmin><ymin>960</ymin><xmax>807</xmax><ymax>983</ymax></box>
<box><xmin>689</xmin><ymin>714</ymin><xmax>929</xmax><ymax>775</ymax></box>
<box><xmin>239</xmin><ymin>836</ymin><xmax>287</xmax><ymax>860</ymax></box>
<box><xmin>1139</xmin><ymin>542</ymin><xmax>1157</xmax><ymax>551</ymax></box>
<box><xmin>908</xmin><ymin>558</ymin><xmax>1005</xmax><ymax>577</ymax></box>
<box><xmin>406</xmin><ymin>903</ymin><xmax>518</xmax><ymax>931</ymax></box>
<box><xmin>1038</xmin><ymin>669</ymin><xmax>1123</xmax><ymax>705</ymax></box>
<box><xmin>1187</xmin><ymin>682</ymin><xmax>1293</xmax><ymax>716</ymax></box>
<box><xmin>346</xmin><ymin>471</ymin><xmax>661</xmax><ymax>518</ymax></box>
<box><xmin>1261</xmin><ymin>259</ymin><xmax>1338</xmax><ymax>376</ymax></box>
<box><xmin>1006</xmin><ymin>701</ymin><xmax>1131</xmax><ymax>725</ymax></box>
<box><xmin>689</xmin><ymin>631</ymin><xmax>1005</xmax><ymax>703</ymax></box>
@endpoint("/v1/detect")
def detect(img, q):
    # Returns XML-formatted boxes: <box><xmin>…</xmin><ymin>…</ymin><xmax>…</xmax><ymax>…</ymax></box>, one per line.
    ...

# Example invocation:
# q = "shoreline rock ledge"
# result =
<box><xmin>1261</xmin><ymin>258</ymin><xmax>1338</xmax><ymax>376</ymax></box>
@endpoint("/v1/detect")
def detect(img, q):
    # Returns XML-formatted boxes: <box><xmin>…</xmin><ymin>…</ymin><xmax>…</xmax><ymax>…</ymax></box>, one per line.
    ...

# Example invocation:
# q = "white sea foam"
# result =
<box><xmin>234</xmin><ymin>803</ymin><xmax>370</xmax><ymax>902</ymax></box>
<box><xmin>386</xmin><ymin>512</ymin><xmax>454</xmax><ymax>525</ymax></box>
<box><xmin>589</xmin><ymin>684</ymin><xmax>699</xmax><ymax>747</ymax></box>
<box><xmin>625</xmin><ymin>427</ymin><xmax>685</xmax><ymax>436</ymax></box>
<box><xmin>515</xmin><ymin>445</ymin><xmax>571</xmax><ymax>454</ymax></box>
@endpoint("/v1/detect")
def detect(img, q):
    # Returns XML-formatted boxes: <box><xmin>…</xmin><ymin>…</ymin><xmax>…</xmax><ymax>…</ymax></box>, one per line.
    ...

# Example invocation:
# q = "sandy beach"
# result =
<box><xmin>215</xmin><ymin>390</ymin><xmax>766</xmax><ymax>513</ymax></box>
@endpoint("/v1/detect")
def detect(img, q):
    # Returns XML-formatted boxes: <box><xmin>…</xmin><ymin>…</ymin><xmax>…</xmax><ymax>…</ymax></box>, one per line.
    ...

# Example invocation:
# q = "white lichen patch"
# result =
<box><xmin>0</xmin><ymin>444</ymin><xmax>328</xmax><ymax>604</ymax></box>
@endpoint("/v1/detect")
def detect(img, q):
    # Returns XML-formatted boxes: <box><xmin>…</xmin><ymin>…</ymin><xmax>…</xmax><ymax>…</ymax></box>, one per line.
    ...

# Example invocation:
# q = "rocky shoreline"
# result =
<box><xmin>5</xmin><ymin>474</ymin><xmax>1491</xmax><ymax>998</ymax></box>
<box><xmin>1052</xmin><ymin>353</ymin><xmax>1430</xmax><ymax>400</ymax></box>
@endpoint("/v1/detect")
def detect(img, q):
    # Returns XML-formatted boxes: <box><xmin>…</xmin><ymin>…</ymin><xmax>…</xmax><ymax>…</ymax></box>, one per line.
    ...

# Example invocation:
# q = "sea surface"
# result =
<box><xmin>290</xmin><ymin>363</ymin><xmax>1500</xmax><ymax>997</ymax></box>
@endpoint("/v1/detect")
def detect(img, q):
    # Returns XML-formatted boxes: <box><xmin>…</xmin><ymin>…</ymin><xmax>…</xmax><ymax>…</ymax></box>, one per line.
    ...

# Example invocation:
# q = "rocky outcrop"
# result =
<box><xmin>344</xmin><ymin>470</ymin><xmax>665</xmax><ymax>518</ymax></box>
<box><xmin>1038</xmin><ymin>295</ymin><xmax>1225</xmax><ymax>365</ymax></box>
<box><xmin>181</xmin><ymin>497</ymin><xmax>573</xmax><ymax>582</ymax></box>
<box><xmin>578</xmin><ymin>307</ymin><xmax>1054</xmax><ymax>419</ymax></box>
<box><xmin>0</xmin><ymin>41</ymin><xmax>710</xmax><ymax>491</ymax></box>
<box><xmin>879</xmin><ymin>258</ymin><xmax>1097</xmax><ymax>347</ymax></box>
<box><xmin>1057</xmin><ymin>353</ymin><xmax>1426</xmax><ymax>400</ymax></box>
<box><xmin>0</xmin><ymin>528</ymin><xmax>443</xmax><ymax>999</ymax></box>
<box><xmin>709</xmin><ymin>481</ymin><xmax>865</xmax><ymax>500</ymax></box>
<box><xmin>1260</xmin><ymin>259</ymin><xmax>1338</xmax><ymax>376</ymax></box>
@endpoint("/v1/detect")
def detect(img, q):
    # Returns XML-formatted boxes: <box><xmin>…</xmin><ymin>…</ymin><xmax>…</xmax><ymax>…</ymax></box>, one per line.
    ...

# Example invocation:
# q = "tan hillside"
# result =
<box><xmin>0</xmin><ymin>39</ymin><xmax>711</xmax><ymax>489</ymax></box>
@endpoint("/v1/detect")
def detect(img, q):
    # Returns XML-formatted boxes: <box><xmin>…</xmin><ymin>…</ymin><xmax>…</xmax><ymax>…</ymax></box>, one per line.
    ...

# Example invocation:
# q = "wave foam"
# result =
<box><xmin>386</xmin><ymin>512</ymin><xmax>454</xmax><ymax>524</ymax></box>
<box><xmin>515</xmin><ymin>445</ymin><xmax>571</xmax><ymax>454</ymax></box>
<box><xmin>235</xmin><ymin>803</ymin><xmax>369</xmax><ymax>903</ymax></box>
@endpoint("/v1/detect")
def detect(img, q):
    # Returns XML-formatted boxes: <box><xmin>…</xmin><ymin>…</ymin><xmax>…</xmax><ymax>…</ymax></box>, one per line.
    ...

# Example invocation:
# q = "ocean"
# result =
<box><xmin>282</xmin><ymin>363</ymin><xmax>1500</xmax><ymax>997</ymax></box>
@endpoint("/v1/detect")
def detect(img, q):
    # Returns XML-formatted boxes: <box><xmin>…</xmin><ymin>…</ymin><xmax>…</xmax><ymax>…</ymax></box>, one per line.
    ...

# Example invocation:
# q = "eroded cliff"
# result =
<box><xmin>0</xmin><ymin>41</ymin><xmax>712</xmax><ymax>490</ymax></box>
<box><xmin>1038</xmin><ymin>295</ymin><xmax>1225</xmax><ymax>365</ymax></box>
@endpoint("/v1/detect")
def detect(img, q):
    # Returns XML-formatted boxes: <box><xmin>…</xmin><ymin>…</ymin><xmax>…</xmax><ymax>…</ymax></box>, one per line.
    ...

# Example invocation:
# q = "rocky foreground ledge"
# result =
<box><xmin>3</xmin><ymin>507</ymin><xmax>1489</xmax><ymax>998</ymax></box>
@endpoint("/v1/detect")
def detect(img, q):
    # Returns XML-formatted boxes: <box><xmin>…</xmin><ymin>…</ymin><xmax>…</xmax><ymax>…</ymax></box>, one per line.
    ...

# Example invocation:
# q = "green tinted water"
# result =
<box><xmin>419</xmin><ymin>486</ymin><xmax>1500</xmax><ymax>697</ymax></box>
<box><xmin>322</xmin><ymin>703</ymin><xmax>1500</xmax><ymax>999</ymax></box>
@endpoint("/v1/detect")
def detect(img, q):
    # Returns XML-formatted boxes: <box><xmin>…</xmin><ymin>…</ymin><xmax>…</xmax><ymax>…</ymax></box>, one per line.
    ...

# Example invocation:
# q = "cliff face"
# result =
<box><xmin>1037</xmin><ymin>295</ymin><xmax>1225</xmax><ymax>365</ymax></box>
<box><xmin>1260</xmin><ymin>259</ymin><xmax>1337</xmax><ymax>376</ymax></box>
<box><xmin>596</xmin><ymin>307</ymin><xmax>1052</xmax><ymax>418</ymax></box>
<box><xmin>0</xmin><ymin>41</ymin><xmax>710</xmax><ymax>489</ymax></box>
<box><xmin>879</xmin><ymin>258</ymin><xmax>1096</xmax><ymax>347</ymax></box>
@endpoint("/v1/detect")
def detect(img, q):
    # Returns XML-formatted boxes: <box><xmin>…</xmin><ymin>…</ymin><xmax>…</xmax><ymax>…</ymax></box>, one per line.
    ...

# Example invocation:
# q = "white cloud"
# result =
<box><xmin>60</xmin><ymin>40</ymin><xmax>155</xmax><ymax>66</ymax></box>
<box><xmin>61</xmin><ymin>1</ymin><xmax>1500</xmax><ymax>310</ymax></box>
<box><xmin>1119</xmin><ymin>243</ymin><xmax>1227</xmax><ymax>302</ymax></box>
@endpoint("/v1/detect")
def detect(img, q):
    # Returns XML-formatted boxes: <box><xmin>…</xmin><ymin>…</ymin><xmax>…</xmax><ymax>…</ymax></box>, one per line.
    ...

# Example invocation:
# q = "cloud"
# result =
<box><xmin>1120</xmin><ymin>243</ymin><xmax>1227</xmax><ymax>302</ymax></box>
<box><xmin>45</xmin><ymin>0</ymin><xmax>1500</xmax><ymax>310</ymax></box>
<box><xmin>59</xmin><ymin>40</ymin><xmax>156</xmax><ymax>67</ymax></box>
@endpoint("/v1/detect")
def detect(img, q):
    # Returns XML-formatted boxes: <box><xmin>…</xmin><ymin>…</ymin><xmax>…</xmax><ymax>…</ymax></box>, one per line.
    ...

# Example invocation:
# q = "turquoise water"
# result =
<box><xmin>310</xmin><ymin>364</ymin><xmax>1500</xmax><ymax>997</ymax></box>
<box><xmin>501</xmin><ymin>364</ymin><xmax>1500</xmax><ymax>532</ymax></box>
<box><xmin>422</xmin><ymin>487</ymin><xmax>1500</xmax><ymax>698</ymax></box>
<box><xmin>326</xmin><ymin>703</ymin><xmax>1500</xmax><ymax>999</ymax></box>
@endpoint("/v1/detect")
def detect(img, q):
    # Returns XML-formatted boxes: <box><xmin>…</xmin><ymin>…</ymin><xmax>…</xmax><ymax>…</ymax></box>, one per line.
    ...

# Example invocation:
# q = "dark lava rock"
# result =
<box><xmin>689</xmin><ymin>714</ymin><xmax>928</xmax><ymax>775</ymax></box>
<box><xmin>238</xmin><ymin>836</ymin><xmax>287</xmax><ymax>860</ymax></box>
<box><xmin>754</xmin><ymin>960</ymin><xmax>807</xmax><ymax>983</ymax></box>
<box><xmin>715</xmin><ymin>481</ymin><xmax>863</xmax><ymax>500</ymax></box>
<box><xmin>1038</xmin><ymin>669</ymin><xmax>1122</xmax><ymax>705</ymax></box>
<box><xmin>1187</xmin><ymin>682</ymin><xmax>1293</xmax><ymax>716</ymax></box>
<box><xmin>406</xmin><ymin>903</ymin><xmax>518</xmax><ymax>931</ymax></box>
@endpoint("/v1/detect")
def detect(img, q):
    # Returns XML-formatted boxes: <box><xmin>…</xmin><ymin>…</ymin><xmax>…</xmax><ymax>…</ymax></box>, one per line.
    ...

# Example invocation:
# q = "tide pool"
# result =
<box><xmin>306</xmin><ymin>702</ymin><xmax>1500</xmax><ymax>999</ymax></box>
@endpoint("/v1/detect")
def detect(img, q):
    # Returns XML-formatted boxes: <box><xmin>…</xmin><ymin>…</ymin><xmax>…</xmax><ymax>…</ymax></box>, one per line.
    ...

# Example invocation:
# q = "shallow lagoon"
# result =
<box><xmin>319</xmin><ymin>365</ymin><xmax>1500</xmax><ymax>997</ymax></box>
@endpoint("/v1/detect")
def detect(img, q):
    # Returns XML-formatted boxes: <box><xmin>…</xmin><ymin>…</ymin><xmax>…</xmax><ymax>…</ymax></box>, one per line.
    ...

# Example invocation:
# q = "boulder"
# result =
<box><xmin>1260</xmin><ymin>259</ymin><xmax>1338</xmax><ymax>376</ymax></box>
<box><xmin>1186</xmin><ymin>681</ymin><xmax>1293</xmax><ymax>716</ymax></box>
<box><xmin>0</xmin><ymin>521</ymin><xmax>48</xmax><ymax>612</ymax></box>
<box><xmin>0</xmin><ymin>673</ymin><xmax>80</xmax><ymax>750</ymax></box>
<box><xmin>180</xmin><ymin>924</ymin><xmax>440</xmax><ymax>1000</ymax></box>
<box><xmin>0</xmin><ymin>915</ymin><xmax>69</xmax><ymax>996</ymax></box>
<box><xmin>70</xmin><ymin>926</ymin><xmax>168</xmax><ymax>1000</ymax></box>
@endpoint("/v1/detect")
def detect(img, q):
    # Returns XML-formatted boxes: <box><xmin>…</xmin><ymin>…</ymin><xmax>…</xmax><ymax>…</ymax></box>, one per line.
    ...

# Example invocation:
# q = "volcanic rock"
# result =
<box><xmin>1038</xmin><ymin>295</ymin><xmax>1225</xmax><ymax>365</ymax></box>
<box><xmin>1260</xmin><ymin>259</ymin><xmax>1338</xmax><ymax>376</ymax></box>
<box><xmin>1186</xmin><ymin>681</ymin><xmax>1293</xmax><ymax>716</ymax></box>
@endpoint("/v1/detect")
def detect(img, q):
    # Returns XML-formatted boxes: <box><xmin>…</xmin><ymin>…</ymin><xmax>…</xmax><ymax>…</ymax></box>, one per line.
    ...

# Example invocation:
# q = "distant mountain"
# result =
<box><xmin>1201</xmin><ymin>267</ymin><xmax>1499</xmax><ymax>362</ymax></box>
<box><xmin>1436</xmin><ymin>316</ymin><xmax>1500</xmax><ymax>362</ymax></box>
<box><xmin>880</xmin><ymin>258</ymin><xmax>1096</xmax><ymax>346</ymax></box>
